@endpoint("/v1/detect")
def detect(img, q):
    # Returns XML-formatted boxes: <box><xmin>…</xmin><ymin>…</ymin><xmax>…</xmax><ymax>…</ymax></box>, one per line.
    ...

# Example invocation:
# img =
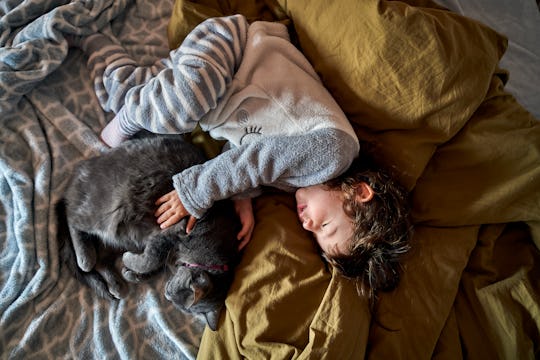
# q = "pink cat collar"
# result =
<box><xmin>181</xmin><ymin>262</ymin><xmax>230</xmax><ymax>272</ymax></box>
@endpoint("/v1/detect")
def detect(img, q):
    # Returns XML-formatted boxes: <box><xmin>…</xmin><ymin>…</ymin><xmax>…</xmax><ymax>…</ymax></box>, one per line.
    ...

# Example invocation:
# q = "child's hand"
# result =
<box><xmin>234</xmin><ymin>198</ymin><xmax>255</xmax><ymax>250</ymax></box>
<box><xmin>155</xmin><ymin>190</ymin><xmax>197</xmax><ymax>233</ymax></box>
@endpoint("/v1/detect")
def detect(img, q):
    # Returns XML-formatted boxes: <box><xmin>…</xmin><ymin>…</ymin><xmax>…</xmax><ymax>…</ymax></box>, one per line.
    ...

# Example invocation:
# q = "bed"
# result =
<box><xmin>1</xmin><ymin>0</ymin><xmax>539</xmax><ymax>359</ymax></box>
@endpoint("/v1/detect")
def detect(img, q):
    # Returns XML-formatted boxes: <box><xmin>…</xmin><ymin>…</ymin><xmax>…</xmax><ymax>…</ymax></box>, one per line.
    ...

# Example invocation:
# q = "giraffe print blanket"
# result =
<box><xmin>0</xmin><ymin>1</ymin><xmax>204</xmax><ymax>358</ymax></box>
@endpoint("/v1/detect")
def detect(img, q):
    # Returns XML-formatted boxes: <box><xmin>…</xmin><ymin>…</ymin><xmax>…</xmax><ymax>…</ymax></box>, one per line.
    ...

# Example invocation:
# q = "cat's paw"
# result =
<box><xmin>94</xmin><ymin>265</ymin><xmax>128</xmax><ymax>299</ymax></box>
<box><xmin>122</xmin><ymin>252</ymin><xmax>141</xmax><ymax>270</ymax></box>
<box><xmin>108</xmin><ymin>282</ymin><xmax>128</xmax><ymax>299</ymax></box>
<box><xmin>123</xmin><ymin>251</ymin><xmax>162</xmax><ymax>274</ymax></box>
<box><xmin>121</xmin><ymin>267</ymin><xmax>145</xmax><ymax>283</ymax></box>
<box><xmin>77</xmin><ymin>257</ymin><xmax>96</xmax><ymax>273</ymax></box>
<box><xmin>72</xmin><ymin>241</ymin><xmax>97</xmax><ymax>272</ymax></box>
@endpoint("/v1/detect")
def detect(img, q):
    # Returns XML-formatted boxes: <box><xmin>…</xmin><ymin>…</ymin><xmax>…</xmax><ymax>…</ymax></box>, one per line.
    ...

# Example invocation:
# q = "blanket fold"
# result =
<box><xmin>1</xmin><ymin>1</ymin><xmax>205</xmax><ymax>359</ymax></box>
<box><xmin>0</xmin><ymin>0</ymin><xmax>128</xmax><ymax>114</ymax></box>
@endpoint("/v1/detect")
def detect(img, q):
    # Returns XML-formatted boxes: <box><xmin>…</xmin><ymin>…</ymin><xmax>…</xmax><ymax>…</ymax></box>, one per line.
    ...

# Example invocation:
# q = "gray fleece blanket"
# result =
<box><xmin>0</xmin><ymin>0</ymin><xmax>204</xmax><ymax>358</ymax></box>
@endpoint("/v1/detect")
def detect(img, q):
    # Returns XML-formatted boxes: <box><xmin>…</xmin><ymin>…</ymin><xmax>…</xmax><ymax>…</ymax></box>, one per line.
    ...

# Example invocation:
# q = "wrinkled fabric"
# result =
<box><xmin>0</xmin><ymin>1</ymin><xmax>204</xmax><ymax>359</ymax></box>
<box><xmin>168</xmin><ymin>1</ymin><xmax>540</xmax><ymax>358</ymax></box>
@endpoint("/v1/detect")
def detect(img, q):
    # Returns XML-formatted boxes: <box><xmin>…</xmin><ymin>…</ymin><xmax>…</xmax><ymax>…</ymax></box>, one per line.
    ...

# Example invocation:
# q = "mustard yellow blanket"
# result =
<box><xmin>169</xmin><ymin>1</ymin><xmax>540</xmax><ymax>358</ymax></box>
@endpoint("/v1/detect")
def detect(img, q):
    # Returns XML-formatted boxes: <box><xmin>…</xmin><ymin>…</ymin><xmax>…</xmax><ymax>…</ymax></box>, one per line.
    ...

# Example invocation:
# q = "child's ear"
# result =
<box><xmin>355</xmin><ymin>182</ymin><xmax>374</xmax><ymax>203</ymax></box>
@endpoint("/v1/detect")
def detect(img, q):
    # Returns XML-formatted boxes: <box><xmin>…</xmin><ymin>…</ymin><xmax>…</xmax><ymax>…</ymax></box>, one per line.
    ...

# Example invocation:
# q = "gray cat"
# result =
<box><xmin>57</xmin><ymin>134</ymin><xmax>240</xmax><ymax>330</ymax></box>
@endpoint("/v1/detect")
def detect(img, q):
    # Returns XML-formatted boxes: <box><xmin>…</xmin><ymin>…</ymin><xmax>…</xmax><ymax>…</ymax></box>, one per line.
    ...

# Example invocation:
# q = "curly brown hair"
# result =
<box><xmin>322</xmin><ymin>157</ymin><xmax>413</xmax><ymax>301</ymax></box>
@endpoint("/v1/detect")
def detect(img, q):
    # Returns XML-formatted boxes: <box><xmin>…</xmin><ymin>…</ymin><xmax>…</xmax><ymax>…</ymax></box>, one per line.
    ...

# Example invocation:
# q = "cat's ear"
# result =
<box><xmin>204</xmin><ymin>306</ymin><xmax>222</xmax><ymax>331</ymax></box>
<box><xmin>189</xmin><ymin>285</ymin><xmax>204</xmax><ymax>307</ymax></box>
<box><xmin>189</xmin><ymin>272</ymin><xmax>211</xmax><ymax>307</ymax></box>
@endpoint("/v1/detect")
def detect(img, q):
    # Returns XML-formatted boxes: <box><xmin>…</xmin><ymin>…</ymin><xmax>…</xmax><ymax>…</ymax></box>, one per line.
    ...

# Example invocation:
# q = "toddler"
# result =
<box><xmin>76</xmin><ymin>14</ymin><xmax>411</xmax><ymax>297</ymax></box>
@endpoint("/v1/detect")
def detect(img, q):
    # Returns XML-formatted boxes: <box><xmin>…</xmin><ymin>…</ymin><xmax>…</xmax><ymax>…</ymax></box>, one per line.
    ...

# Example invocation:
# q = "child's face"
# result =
<box><xmin>295</xmin><ymin>185</ymin><xmax>353</xmax><ymax>256</ymax></box>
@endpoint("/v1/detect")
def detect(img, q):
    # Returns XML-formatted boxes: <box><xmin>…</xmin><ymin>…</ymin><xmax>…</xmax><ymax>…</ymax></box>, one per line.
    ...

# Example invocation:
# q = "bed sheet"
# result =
<box><xmin>1</xmin><ymin>0</ymin><xmax>539</xmax><ymax>359</ymax></box>
<box><xmin>0</xmin><ymin>1</ymin><xmax>205</xmax><ymax>359</ymax></box>
<box><xmin>164</xmin><ymin>1</ymin><xmax>540</xmax><ymax>358</ymax></box>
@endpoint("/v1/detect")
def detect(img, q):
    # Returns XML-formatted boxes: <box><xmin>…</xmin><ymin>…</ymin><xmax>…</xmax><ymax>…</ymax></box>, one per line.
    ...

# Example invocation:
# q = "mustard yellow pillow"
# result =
<box><xmin>197</xmin><ymin>193</ymin><xmax>369</xmax><ymax>359</ymax></box>
<box><xmin>167</xmin><ymin>0</ymin><xmax>288</xmax><ymax>49</ymax></box>
<box><xmin>166</xmin><ymin>2</ymin><xmax>523</xmax><ymax>358</ymax></box>
<box><xmin>276</xmin><ymin>0</ymin><xmax>507</xmax><ymax>188</ymax></box>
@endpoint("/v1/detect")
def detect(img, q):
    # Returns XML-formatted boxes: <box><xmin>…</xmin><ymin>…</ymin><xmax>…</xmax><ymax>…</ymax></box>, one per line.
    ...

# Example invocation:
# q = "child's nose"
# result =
<box><xmin>302</xmin><ymin>218</ymin><xmax>314</xmax><ymax>231</ymax></box>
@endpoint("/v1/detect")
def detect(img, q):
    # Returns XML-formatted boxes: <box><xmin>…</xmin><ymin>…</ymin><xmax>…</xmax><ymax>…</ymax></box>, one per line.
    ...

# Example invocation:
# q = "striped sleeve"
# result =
<box><xmin>84</xmin><ymin>34</ymin><xmax>167</xmax><ymax>114</ymax></box>
<box><xmin>119</xmin><ymin>15</ymin><xmax>249</xmax><ymax>135</ymax></box>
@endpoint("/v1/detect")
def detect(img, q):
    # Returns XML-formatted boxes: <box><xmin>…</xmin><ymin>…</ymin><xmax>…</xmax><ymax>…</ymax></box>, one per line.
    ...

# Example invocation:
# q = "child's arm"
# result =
<box><xmin>173</xmin><ymin>128</ymin><xmax>359</xmax><ymax>219</ymax></box>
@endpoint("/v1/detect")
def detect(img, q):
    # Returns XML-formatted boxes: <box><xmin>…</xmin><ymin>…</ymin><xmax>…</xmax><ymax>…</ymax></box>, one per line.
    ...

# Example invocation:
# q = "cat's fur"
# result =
<box><xmin>57</xmin><ymin>134</ymin><xmax>240</xmax><ymax>330</ymax></box>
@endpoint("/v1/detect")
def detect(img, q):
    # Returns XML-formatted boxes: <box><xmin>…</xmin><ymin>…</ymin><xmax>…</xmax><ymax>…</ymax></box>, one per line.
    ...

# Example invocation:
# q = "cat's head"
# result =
<box><xmin>165</xmin><ymin>265</ymin><xmax>233</xmax><ymax>331</ymax></box>
<box><xmin>165</xmin><ymin>199</ymin><xmax>241</xmax><ymax>330</ymax></box>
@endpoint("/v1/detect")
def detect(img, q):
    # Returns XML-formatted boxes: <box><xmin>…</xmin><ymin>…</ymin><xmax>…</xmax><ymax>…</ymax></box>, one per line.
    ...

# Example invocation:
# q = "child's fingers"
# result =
<box><xmin>155</xmin><ymin>191</ymin><xmax>173</xmax><ymax>205</ymax></box>
<box><xmin>157</xmin><ymin>207</ymin><xmax>181</xmax><ymax>224</ymax></box>
<box><xmin>154</xmin><ymin>190</ymin><xmax>193</xmax><ymax>230</ymax></box>
<box><xmin>154</xmin><ymin>202</ymin><xmax>169</xmax><ymax>217</ymax></box>
<box><xmin>159</xmin><ymin>211</ymin><xmax>182</xmax><ymax>229</ymax></box>
<box><xmin>237</xmin><ymin>224</ymin><xmax>248</xmax><ymax>240</ymax></box>
<box><xmin>155</xmin><ymin>191</ymin><xmax>178</xmax><ymax>217</ymax></box>
<box><xmin>156</xmin><ymin>210</ymin><xmax>172</xmax><ymax>225</ymax></box>
<box><xmin>237</xmin><ymin>225</ymin><xmax>254</xmax><ymax>250</ymax></box>
<box><xmin>186</xmin><ymin>216</ymin><xmax>197</xmax><ymax>234</ymax></box>
<box><xmin>237</xmin><ymin>232</ymin><xmax>252</xmax><ymax>250</ymax></box>
<box><xmin>156</xmin><ymin>211</ymin><xmax>168</xmax><ymax>225</ymax></box>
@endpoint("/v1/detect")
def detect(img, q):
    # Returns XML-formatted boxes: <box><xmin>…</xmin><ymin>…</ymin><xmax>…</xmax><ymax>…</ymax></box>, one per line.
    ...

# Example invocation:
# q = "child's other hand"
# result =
<box><xmin>155</xmin><ymin>190</ymin><xmax>197</xmax><ymax>233</ymax></box>
<box><xmin>234</xmin><ymin>198</ymin><xmax>255</xmax><ymax>250</ymax></box>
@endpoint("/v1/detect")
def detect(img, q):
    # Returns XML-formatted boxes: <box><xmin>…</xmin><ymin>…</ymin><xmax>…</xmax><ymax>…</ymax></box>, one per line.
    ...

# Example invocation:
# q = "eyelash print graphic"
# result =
<box><xmin>239</xmin><ymin>126</ymin><xmax>263</xmax><ymax>145</ymax></box>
